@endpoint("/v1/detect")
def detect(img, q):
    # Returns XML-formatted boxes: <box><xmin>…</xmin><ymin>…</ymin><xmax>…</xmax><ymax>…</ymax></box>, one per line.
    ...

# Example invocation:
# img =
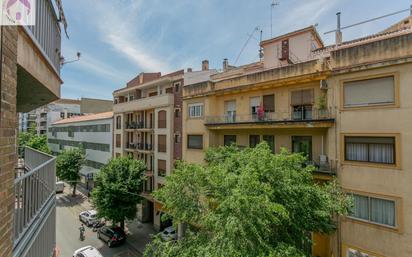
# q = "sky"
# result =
<box><xmin>60</xmin><ymin>0</ymin><xmax>411</xmax><ymax>100</ymax></box>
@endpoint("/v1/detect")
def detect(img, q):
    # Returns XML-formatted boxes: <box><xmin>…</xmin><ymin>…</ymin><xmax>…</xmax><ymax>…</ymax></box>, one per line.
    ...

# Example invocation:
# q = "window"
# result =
<box><xmin>224</xmin><ymin>135</ymin><xmax>236</xmax><ymax>146</ymax></box>
<box><xmin>250</xmin><ymin>97</ymin><xmax>260</xmax><ymax>118</ymax></box>
<box><xmin>68</xmin><ymin>127</ymin><xmax>74</xmax><ymax>137</ymax></box>
<box><xmin>174</xmin><ymin>134</ymin><xmax>181</xmax><ymax>144</ymax></box>
<box><xmin>263</xmin><ymin>94</ymin><xmax>275</xmax><ymax>113</ymax></box>
<box><xmin>158</xmin><ymin>159</ymin><xmax>166</xmax><ymax>177</ymax></box>
<box><xmin>292</xmin><ymin>136</ymin><xmax>312</xmax><ymax>161</ymax></box>
<box><xmin>349</xmin><ymin>194</ymin><xmax>396</xmax><ymax>227</ymax></box>
<box><xmin>249</xmin><ymin>135</ymin><xmax>260</xmax><ymax>148</ymax></box>
<box><xmin>291</xmin><ymin>89</ymin><xmax>313</xmax><ymax>120</ymax></box>
<box><xmin>116</xmin><ymin>116</ymin><xmax>121</xmax><ymax>129</ymax></box>
<box><xmin>166</xmin><ymin>87</ymin><xmax>173</xmax><ymax>94</ymax></box>
<box><xmin>225</xmin><ymin>101</ymin><xmax>236</xmax><ymax>123</ymax></box>
<box><xmin>187</xmin><ymin>135</ymin><xmax>203</xmax><ymax>149</ymax></box>
<box><xmin>158</xmin><ymin>110</ymin><xmax>166</xmax><ymax>128</ymax></box>
<box><xmin>344</xmin><ymin>136</ymin><xmax>395</xmax><ymax>164</ymax></box>
<box><xmin>116</xmin><ymin>134</ymin><xmax>121</xmax><ymax>148</ymax></box>
<box><xmin>175</xmin><ymin>83</ymin><xmax>180</xmax><ymax>92</ymax></box>
<box><xmin>188</xmin><ymin>103</ymin><xmax>203</xmax><ymax>118</ymax></box>
<box><xmin>158</xmin><ymin>135</ymin><xmax>167</xmax><ymax>152</ymax></box>
<box><xmin>175</xmin><ymin>108</ymin><xmax>180</xmax><ymax>118</ymax></box>
<box><xmin>343</xmin><ymin>76</ymin><xmax>395</xmax><ymax>107</ymax></box>
<box><xmin>263</xmin><ymin>135</ymin><xmax>275</xmax><ymax>153</ymax></box>
<box><xmin>60</xmin><ymin>112</ymin><xmax>65</xmax><ymax>118</ymax></box>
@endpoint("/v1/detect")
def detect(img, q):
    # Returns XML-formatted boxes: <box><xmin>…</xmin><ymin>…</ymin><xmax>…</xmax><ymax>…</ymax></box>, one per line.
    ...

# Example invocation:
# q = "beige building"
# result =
<box><xmin>182</xmin><ymin>20</ymin><xmax>412</xmax><ymax>257</ymax></box>
<box><xmin>113</xmin><ymin>70</ymin><xmax>184</xmax><ymax>230</ymax></box>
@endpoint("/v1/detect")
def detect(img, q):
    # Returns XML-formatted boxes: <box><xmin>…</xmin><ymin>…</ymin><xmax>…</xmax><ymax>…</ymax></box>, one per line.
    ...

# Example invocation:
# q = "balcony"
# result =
<box><xmin>113</xmin><ymin>93</ymin><xmax>174</xmax><ymax>113</ymax></box>
<box><xmin>126</xmin><ymin>142</ymin><xmax>154</xmax><ymax>153</ymax></box>
<box><xmin>205</xmin><ymin>109</ymin><xmax>334</xmax><ymax>129</ymax></box>
<box><xmin>13</xmin><ymin>147</ymin><xmax>56</xmax><ymax>257</ymax></box>
<box><xmin>309</xmin><ymin>156</ymin><xmax>337</xmax><ymax>179</ymax></box>
<box><xmin>17</xmin><ymin>0</ymin><xmax>64</xmax><ymax>112</ymax></box>
<box><xmin>125</xmin><ymin>121</ymin><xmax>154</xmax><ymax>131</ymax></box>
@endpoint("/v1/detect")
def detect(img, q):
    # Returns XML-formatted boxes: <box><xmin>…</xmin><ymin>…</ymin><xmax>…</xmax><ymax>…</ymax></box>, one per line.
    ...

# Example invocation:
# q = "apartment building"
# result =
<box><xmin>182</xmin><ymin>20</ymin><xmax>412</xmax><ymax>257</ymax></box>
<box><xmin>0</xmin><ymin>0</ymin><xmax>66</xmax><ymax>256</ymax></box>
<box><xmin>48</xmin><ymin>112</ymin><xmax>113</xmax><ymax>190</ymax></box>
<box><xmin>113</xmin><ymin>70</ymin><xmax>185</xmax><ymax>230</ymax></box>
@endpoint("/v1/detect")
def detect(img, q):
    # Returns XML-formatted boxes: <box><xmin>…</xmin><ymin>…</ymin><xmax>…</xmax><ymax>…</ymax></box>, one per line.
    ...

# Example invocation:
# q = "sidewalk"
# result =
<box><xmin>124</xmin><ymin>220</ymin><xmax>156</xmax><ymax>255</ymax></box>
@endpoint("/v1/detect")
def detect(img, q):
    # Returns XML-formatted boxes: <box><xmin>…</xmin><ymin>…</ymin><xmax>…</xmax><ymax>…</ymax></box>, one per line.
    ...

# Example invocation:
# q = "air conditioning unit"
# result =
<box><xmin>320</xmin><ymin>80</ymin><xmax>328</xmax><ymax>90</ymax></box>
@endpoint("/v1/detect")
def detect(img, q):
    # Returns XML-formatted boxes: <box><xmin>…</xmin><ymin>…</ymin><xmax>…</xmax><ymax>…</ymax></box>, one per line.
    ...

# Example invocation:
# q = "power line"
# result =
<box><xmin>324</xmin><ymin>7</ymin><xmax>412</xmax><ymax>34</ymax></box>
<box><xmin>234</xmin><ymin>26</ymin><xmax>260</xmax><ymax>65</ymax></box>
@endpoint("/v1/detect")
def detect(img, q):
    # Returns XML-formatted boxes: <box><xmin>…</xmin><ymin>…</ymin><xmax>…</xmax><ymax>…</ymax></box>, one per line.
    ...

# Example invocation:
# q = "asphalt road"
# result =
<box><xmin>56</xmin><ymin>193</ymin><xmax>141</xmax><ymax>257</ymax></box>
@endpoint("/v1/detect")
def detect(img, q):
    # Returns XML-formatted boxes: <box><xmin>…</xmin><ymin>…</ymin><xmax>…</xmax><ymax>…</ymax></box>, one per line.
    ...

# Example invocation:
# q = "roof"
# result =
<box><xmin>52</xmin><ymin>98</ymin><xmax>81</xmax><ymax>105</ymax></box>
<box><xmin>53</xmin><ymin>112</ymin><xmax>113</xmax><ymax>125</ymax></box>
<box><xmin>260</xmin><ymin>25</ymin><xmax>324</xmax><ymax>47</ymax></box>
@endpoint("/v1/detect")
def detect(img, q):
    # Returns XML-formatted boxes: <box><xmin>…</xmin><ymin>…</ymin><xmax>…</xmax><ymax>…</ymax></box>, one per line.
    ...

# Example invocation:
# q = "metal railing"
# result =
<box><xmin>127</xmin><ymin>142</ymin><xmax>153</xmax><ymax>151</ymax></box>
<box><xmin>205</xmin><ymin>109</ymin><xmax>334</xmax><ymax>125</ymax></box>
<box><xmin>26</xmin><ymin>0</ymin><xmax>62</xmax><ymax>72</ymax></box>
<box><xmin>13</xmin><ymin>147</ymin><xmax>56</xmax><ymax>257</ymax></box>
<box><xmin>126</xmin><ymin>121</ymin><xmax>153</xmax><ymax>129</ymax></box>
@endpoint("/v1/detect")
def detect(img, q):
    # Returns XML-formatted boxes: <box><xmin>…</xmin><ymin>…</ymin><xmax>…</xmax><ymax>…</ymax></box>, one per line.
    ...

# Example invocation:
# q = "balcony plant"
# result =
<box><xmin>316</xmin><ymin>94</ymin><xmax>328</xmax><ymax>118</ymax></box>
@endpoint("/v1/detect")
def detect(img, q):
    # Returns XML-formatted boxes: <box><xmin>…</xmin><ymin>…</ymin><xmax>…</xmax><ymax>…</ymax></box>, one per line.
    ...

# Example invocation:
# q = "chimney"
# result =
<box><xmin>187</xmin><ymin>67</ymin><xmax>193</xmax><ymax>72</ymax></box>
<box><xmin>202</xmin><ymin>60</ymin><xmax>209</xmax><ymax>71</ymax></box>
<box><xmin>139</xmin><ymin>73</ymin><xmax>144</xmax><ymax>84</ymax></box>
<box><xmin>223</xmin><ymin>58</ymin><xmax>229</xmax><ymax>71</ymax></box>
<box><xmin>335</xmin><ymin>12</ymin><xmax>342</xmax><ymax>44</ymax></box>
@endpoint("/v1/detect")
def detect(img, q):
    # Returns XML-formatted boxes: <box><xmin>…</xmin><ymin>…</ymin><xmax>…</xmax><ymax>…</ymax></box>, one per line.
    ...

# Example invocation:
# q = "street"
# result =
<box><xmin>56</xmin><ymin>189</ymin><xmax>142</xmax><ymax>257</ymax></box>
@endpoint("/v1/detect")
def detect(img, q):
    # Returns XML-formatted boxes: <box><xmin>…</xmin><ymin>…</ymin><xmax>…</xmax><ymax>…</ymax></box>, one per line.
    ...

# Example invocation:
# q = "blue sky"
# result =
<box><xmin>60</xmin><ymin>0</ymin><xmax>411</xmax><ymax>100</ymax></box>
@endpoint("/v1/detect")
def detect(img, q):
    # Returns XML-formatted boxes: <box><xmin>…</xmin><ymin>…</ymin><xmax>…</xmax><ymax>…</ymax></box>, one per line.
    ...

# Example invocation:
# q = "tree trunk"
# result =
<box><xmin>120</xmin><ymin>219</ymin><xmax>125</xmax><ymax>230</ymax></box>
<box><xmin>72</xmin><ymin>183</ymin><xmax>77</xmax><ymax>197</ymax></box>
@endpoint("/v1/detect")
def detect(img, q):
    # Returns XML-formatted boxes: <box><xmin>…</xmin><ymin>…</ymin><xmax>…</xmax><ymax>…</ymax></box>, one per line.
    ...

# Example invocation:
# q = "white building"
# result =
<box><xmin>48</xmin><ymin>112</ymin><xmax>113</xmax><ymax>190</ymax></box>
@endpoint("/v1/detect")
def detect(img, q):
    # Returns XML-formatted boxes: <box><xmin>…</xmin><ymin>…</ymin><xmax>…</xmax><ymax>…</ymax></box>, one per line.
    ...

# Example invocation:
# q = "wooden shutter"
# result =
<box><xmin>158</xmin><ymin>111</ymin><xmax>166</xmax><ymax>128</ymax></box>
<box><xmin>263</xmin><ymin>94</ymin><xmax>275</xmax><ymax>112</ymax></box>
<box><xmin>158</xmin><ymin>159</ymin><xmax>166</xmax><ymax>176</ymax></box>
<box><xmin>158</xmin><ymin>135</ymin><xmax>166</xmax><ymax>152</ymax></box>
<box><xmin>301</xmin><ymin>89</ymin><xmax>314</xmax><ymax>105</ymax></box>
<box><xmin>291</xmin><ymin>90</ymin><xmax>302</xmax><ymax>106</ymax></box>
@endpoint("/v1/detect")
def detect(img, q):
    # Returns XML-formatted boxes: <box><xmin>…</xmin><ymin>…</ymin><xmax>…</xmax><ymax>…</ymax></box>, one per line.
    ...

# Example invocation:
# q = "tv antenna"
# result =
<box><xmin>271</xmin><ymin>0</ymin><xmax>280</xmax><ymax>37</ymax></box>
<box><xmin>60</xmin><ymin>52</ymin><xmax>81</xmax><ymax>67</ymax></box>
<box><xmin>234</xmin><ymin>26</ymin><xmax>260</xmax><ymax>65</ymax></box>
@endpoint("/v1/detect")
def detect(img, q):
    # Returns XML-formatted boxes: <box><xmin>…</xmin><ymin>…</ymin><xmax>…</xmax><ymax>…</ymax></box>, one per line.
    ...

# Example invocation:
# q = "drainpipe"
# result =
<box><xmin>335</xmin><ymin>12</ymin><xmax>342</xmax><ymax>45</ymax></box>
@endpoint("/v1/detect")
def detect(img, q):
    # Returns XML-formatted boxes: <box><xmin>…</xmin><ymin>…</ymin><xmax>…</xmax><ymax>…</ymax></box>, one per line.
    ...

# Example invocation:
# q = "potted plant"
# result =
<box><xmin>316</xmin><ymin>94</ymin><xmax>328</xmax><ymax>118</ymax></box>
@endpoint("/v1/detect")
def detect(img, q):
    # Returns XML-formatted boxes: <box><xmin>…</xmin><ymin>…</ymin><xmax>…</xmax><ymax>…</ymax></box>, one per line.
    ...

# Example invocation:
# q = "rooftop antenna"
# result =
<box><xmin>270</xmin><ymin>0</ymin><xmax>280</xmax><ymax>37</ymax></box>
<box><xmin>259</xmin><ymin>29</ymin><xmax>264</xmax><ymax>61</ymax></box>
<box><xmin>60</xmin><ymin>52</ymin><xmax>81</xmax><ymax>67</ymax></box>
<box><xmin>234</xmin><ymin>26</ymin><xmax>259</xmax><ymax>65</ymax></box>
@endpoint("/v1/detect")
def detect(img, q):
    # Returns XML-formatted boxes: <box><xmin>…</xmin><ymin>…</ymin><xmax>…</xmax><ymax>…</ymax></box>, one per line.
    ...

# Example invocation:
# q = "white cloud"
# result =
<box><xmin>90</xmin><ymin>1</ymin><xmax>172</xmax><ymax>73</ymax></box>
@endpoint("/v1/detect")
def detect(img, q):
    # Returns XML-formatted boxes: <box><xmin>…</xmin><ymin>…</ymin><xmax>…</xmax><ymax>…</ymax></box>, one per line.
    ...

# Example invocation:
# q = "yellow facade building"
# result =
<box><xmin>182</xmin><ymin>22</ymin><xmax>412</xmax><ymax>257</ymax></box>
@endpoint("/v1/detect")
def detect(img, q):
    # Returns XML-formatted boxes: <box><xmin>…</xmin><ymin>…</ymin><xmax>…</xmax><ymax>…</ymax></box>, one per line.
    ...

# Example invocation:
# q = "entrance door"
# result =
<box><xmin>292</xmin><ymin>136</ymin><xmax>312</xmax><ymax>161</ymax></box>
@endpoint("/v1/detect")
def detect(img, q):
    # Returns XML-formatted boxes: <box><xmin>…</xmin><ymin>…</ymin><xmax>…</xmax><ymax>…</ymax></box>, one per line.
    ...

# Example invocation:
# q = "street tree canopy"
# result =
<box><xmin>56</xmin><ymin>148</ymin><xmax>85</xmax><ymax>196</ymax></box>
<box><xmin>18</xmin><ymin>124</ymin><xmax>51</xmax><ymax>155</ymax></box>
<box><xmin>144</xmin><ymin>143</ymin><xmax>350</xmax><ymax>257</ymax></box>
<box><xmin>91</xmin><ymin>157</ymin><xmax>146</xmax><ymax>229</ymax></box>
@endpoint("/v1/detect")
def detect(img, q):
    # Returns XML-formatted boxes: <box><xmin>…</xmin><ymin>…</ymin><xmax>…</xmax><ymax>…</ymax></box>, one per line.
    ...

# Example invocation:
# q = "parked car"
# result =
<box><xmin>161</xmin><ymin>226</ymin><xmax>177</xmax><ymax>241</ymax></box>
<box><xmin>97</xmin><ymin>226</ymin><xmax>126</xmax><ymax>247</ymax></box>
<box><xmin>79</xmin><ymin>210</ymin><xmax>98</xmax><ymax>226</ymax></box>
<box><xmin>73</xmin><ymin>246</ymin><xmax>103</xmax><ymax>257</ymax></box>
<box><xmin>56</xmin><ymin>181</ymin><xmax>64</xmax><ymax>193</ymax></box>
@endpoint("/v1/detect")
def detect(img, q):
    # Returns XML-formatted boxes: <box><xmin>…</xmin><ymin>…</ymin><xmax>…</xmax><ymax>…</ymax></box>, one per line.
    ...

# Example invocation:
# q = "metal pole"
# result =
<box><xmin>335</xmin><ymin>12</ymin><xmax>342</xmax><ymax>44</ymax></box>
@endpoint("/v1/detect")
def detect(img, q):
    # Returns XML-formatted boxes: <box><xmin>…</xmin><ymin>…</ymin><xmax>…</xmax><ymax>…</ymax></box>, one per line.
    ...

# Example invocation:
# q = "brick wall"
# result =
<box><xmin>0</xmin><ymin>26</ymin><xmax>18</xmax><ymax>257</ymax></box>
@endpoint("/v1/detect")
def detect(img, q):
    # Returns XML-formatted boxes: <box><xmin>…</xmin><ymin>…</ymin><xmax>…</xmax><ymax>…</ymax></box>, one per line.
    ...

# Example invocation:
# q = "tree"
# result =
<box><xmin>91</xmin><ymin>157</ymin><xmax>146</xmax><ymax>229</ymax></box>
<box><xmin>144</xmin><ymin>143</ymin><xmax>351</xmax><ymax>257</ymax></box>
<box><xmin>56</xmin><ymin>148</ymin><xmax>85</xmax><ymax>196</ymax></box>
<box><xmin>18</xmin><ymin>124</ymin><xmax>51</xmax><ymax>155</ymax></box>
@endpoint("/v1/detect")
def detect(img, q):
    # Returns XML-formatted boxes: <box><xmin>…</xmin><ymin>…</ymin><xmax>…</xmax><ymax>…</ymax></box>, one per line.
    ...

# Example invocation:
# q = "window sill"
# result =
<box><xmin>341</xmin><ymin>103</ymin><xmax>399</xmax><ymax>111</ymax></box>
<box><xmin>342</xmin><ymin>160</ymin><xmax>400</xmax><ymax>170</ymax></box>
<box><xmin>343</xmin><ymin>216</ymin><xmax>400</xmax><ymax>234</ymax></box>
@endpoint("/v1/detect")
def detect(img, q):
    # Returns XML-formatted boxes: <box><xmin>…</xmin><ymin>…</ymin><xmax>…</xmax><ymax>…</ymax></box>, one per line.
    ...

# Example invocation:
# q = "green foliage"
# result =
<box><xmin>91</xmin><ymin>157</ymin><xmax>146</xmax><ymax>228</ymax></box>
<box><xmin>18</xmin><ymin>124</ymin><xmax>51</xmax><ymax>155</ymax></box>
<box><xmin>316</xmin><ymin>94</ymin><xmax>327</xmax><ymax>110</ymax></box>
<box><xmin>144</xmin><ymin>143</ymin><xmax>350</xmax><ymax>257</ymax></box>
<box><xmin>56</xmin><ymin>148</ymin><xmax>85</xmax><ymax>196</ymax></box>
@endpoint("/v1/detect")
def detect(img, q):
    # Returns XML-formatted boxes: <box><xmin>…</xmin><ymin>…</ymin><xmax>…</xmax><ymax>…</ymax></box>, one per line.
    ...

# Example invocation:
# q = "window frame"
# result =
<box><xmin>344</xmin><ymin>136</ymin><xmax>396</xmax><ymax>165</ymax></box>
<box><xmin>340</xmin><ymin>72</ymin><xmax>400</xmax><ymax>111</ymax></box>
<box><xmin>188</xmin><ymin>103</ymin><xmax>204</xmax><ymax>118</ymax></box>
<box><xmin>345</xmin><ymin>190</ymin><xmax>401</xmax><ymax>231</ymax></box>
<box><xmin>341</xmin><ymin>133</ymin><xmax>400</xmax><ymax>169</ymax></box>
<box><xmin>157</xmin><ymin>135</ymin><xmax>167</xmax><ymax>153</ymax></box>
<box><xmin>158</xmin><ymin>110</ymin><xmax>167</xmax><ymax>129</ymax></box>
<box><xmin>223</xmin><ymin>135</ymin><xmax>237</xmax><ymax>146</ymax></box>
<box><xmin>187</xmin><ymin>135</ymin><xmax>203</xmax><ymax>149</ymax></box>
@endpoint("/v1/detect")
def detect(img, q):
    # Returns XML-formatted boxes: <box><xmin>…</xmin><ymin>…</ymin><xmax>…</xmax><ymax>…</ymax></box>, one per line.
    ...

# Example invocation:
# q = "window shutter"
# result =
<box><xmin>291</xmin><ymin>90</ymin><xmax>302</xmax><ymax>105</ymax></box>
<box><xmin>158</xmin><ymin>111</ymin><xmax>166</xmax><ymax>128</ymax></box>
<box><xmin>301</xmin><ymin>89</ymin><xmax>314</xmax><ymax>105</ymax></box>
<box><xmin>263</xmin><ymin>94</ymin><xmax>275</xmax><ymax>112</ymax></box>
<box><xmin>225</xmin><ymin>101</ymin><xmax>236</xmax><ymax>112</ymax></box>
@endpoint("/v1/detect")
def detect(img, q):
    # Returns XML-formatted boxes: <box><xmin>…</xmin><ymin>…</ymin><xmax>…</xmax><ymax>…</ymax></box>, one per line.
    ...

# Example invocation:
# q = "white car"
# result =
<box><xmin>73</xmin><ymin>246</ymin><xmax>103</xmax><ymax>257</ymax></box>
<box><xmin>79</xmin><ymin>210</ymin><xmax>98</xmax><ymax>226</ymax></box>
<box><xmin>161</xmin><ymin>226</ymin><xmax>177</xmax><ymax>241</ymax></box>
<box><xmin>56</xmin><ymin>181</ymin><xmax>64</xmax><ymax>193</ymax></box>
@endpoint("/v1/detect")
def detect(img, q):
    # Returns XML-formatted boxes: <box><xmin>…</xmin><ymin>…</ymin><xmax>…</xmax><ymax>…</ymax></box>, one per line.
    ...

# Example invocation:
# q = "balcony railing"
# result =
<box><xmin>25</xmin><ymin>0</ymin><xmax>62</xmax><ymax>73</ymax></box>
<box><xmin>205</xmin><ymin>109</ymin><xmax>334</xmax><ymax>125</ymax></box>
<box><xmin>13</xmin><ymin>147</ymin><xmax>56</xmax><ymax>257</ymax></box>
<box><xmin>127</xmin><ymin>142</ymin><xmax>153</xmax><ymax>151</ymax></box>
<box><xmin>126</xmin><ymin>121</ymin><xmax>153</xmax><ymax>130</ymax></box>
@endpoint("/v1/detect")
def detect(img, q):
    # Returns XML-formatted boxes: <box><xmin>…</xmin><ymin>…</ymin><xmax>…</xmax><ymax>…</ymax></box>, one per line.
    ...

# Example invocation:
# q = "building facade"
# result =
<box><xmin>48</xmin><ymin>112</ymin><xmax>113</xmax><ymax>190</ymax></box>
<box><xmin>113</xmin><ymin>70</ymin><xmax>185</xmax><ymax>230</ymax></box>
<box><xmin>18</xmin><ymin>98</ymin><xmax>81</xmax><ymax>134</ymax></box>
<box><xmin>0</xmin><ymin>0</ymin><xmax>66</xmax><ymax>256</ymax></box>
<box><xmin>182</xmin><ymin>22</ymin><xmax>412</xmax><ymax>257</ymax></box>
